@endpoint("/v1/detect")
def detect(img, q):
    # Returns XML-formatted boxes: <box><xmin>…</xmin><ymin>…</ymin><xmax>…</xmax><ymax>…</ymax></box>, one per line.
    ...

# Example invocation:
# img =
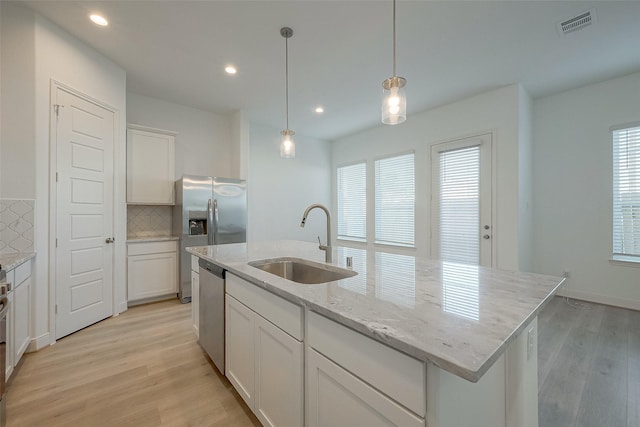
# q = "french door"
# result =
<box><xmin>431</xmin><ymin>134</ymin><xmax>492</xmax><ymax>267</ymax></box>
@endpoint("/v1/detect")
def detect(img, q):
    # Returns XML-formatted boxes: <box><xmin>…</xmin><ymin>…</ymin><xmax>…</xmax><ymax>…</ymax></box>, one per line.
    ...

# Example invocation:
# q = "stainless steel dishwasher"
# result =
<box><xmin>198</xmin><ymin>258</ymin><xmax>225</xmax><ymax>375</ymax></box>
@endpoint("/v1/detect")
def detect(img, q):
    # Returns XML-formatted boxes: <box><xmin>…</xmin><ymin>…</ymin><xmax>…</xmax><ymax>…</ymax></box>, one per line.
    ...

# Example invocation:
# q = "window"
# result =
<box><xmin>337</xmin><ymin>162</ymin><xmax>366</xmax><ymax>241</ymax></box>
<box><xmin>375</xmin><ymin>152</ymin><xmax>415</xmax><ymax>247</ymax></box>
<box><xmin>613</xmin><ymin>124</ymin><xmax>640</xmax><ymax>258</ymax></box>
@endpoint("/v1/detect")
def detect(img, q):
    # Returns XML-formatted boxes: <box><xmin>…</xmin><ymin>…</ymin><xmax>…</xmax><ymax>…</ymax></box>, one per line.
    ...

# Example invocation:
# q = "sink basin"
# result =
<box><xmin>248</xmin><ymin>257</ymin><xmax>357</xmax><ymax>284</ymax></box>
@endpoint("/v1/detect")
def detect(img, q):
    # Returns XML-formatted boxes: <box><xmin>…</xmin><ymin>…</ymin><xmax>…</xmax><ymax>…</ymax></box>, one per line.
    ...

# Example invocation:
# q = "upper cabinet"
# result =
<box><xmin>127</xmin><ymin>125</ymin><xmax>176</xmax><ymax>204</ymax></box>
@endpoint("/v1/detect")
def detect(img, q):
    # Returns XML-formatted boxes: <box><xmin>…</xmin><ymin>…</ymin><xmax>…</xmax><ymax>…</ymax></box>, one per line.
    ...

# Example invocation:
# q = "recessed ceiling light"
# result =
<box><xmin>225</xmin><ymin>66</ymin><xmax>237</xmax><ymax>75</ymax></box>
<box><xmin>89</xmin><ymin>14</ymin><xmax>109</xmax><ymax>27</ymax></box>
<box><xmin>315</xmin><ymin>106</ymin><xmax>324</xmax><ymax>114</ymax></box>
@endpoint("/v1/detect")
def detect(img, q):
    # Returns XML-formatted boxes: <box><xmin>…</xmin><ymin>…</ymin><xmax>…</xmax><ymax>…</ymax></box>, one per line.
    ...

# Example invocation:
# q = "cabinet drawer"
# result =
<box><xmin>5</xmin><ymin>270</ymin><xmax>14</xmax><ymax>289</ymax></box>
<box><xmin>127</xmin><ymin>241</ymin><xmax>177</xmax><ymax>256</ymax></box>
<box><xmin>14</xmin><ymin>260</ymin><xmax>31</xmax><ymax>286</ymax></box>
<box><xmin>191</xmin><ymin>255</ymin><xmax>199</xmax><ymax>272</ymax></box>
<box><xmin>226</xmin><ymin>273</ymin><xmax>303</xmax><ymax>341</ymax></box>
<box><xmin>308</xmin><ymin>311</ymin><xmax>426</xmax><ymax>417</ymax></box>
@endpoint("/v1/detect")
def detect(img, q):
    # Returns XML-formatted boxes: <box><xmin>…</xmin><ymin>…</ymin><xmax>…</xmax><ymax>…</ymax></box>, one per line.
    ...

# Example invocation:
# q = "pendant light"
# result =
<box><xmin>280</xmin><ymin>27</ymin><xmax>295</xmax><ymax>158</ymax></box>
<box><xmin>381</xmin><ymin>0</ymin><xmax>406</xmax><ymax>125</ymax></box>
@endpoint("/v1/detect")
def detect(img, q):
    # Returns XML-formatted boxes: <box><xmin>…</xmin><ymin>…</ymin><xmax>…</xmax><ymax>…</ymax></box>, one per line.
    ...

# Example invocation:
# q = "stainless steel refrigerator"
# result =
<box><xmin>173</xmin><ymin>175</ymin><xmax>247</xmax><ymax>303</ymax></box>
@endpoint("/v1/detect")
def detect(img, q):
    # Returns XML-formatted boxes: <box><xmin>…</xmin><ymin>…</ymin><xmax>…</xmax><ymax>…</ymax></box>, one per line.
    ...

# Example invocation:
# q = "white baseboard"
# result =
<box><xmin>557</xmin><ymin>288</ymin><xmax>640</xmax><ymax>311</ymax></box>
<box><xmin>27</xmin><ymin>332</ymin><xmax>51</xmax><ymax>352</ymax></box>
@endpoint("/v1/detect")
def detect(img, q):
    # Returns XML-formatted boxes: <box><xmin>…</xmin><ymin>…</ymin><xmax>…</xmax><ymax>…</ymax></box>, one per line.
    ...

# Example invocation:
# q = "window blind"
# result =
<box><xmin>375</xmin><ymin>153</ymin><xmax>415</xmax><ymax>246</ymax></box>
<box><xmin>439</xmin><ymin>146</ymin><xmax>480</xmax><ymax>264</ymax></box>
<box><xmin>613</xmin><ymin>125</ymin><xmax>640</xmax><ymax>257</ymax></box>
<box><xmin>337</xmin><ymin>163</ymin><xmax>366</xmax><ymax>241</ymax></box>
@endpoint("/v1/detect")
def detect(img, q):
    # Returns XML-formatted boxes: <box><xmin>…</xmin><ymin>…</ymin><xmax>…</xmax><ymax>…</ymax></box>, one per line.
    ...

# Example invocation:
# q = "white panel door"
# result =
<box><xmin>431</xmin><ymin>134</ymin><xmax>492</xmax><ymax>267</ymax></box>
<box><xmin>254</xmin><ymin>315</ymin><xmax>303</xmax><ymax>427</ymax></box>
<box><xmin>54</xmin><ymin>87</ymin><xmax>114</xmax><ymax>339</ymax></box>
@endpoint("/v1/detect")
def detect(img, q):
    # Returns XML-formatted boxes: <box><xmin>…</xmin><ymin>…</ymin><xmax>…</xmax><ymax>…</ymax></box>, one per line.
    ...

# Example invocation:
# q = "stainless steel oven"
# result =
<box><xmin>0</xmin><ymin>270</ymin><xmax>8</xmax><ymax>427</ymax></box>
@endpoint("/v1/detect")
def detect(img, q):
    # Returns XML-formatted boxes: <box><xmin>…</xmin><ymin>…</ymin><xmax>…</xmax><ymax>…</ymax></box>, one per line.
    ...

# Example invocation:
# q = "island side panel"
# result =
<box><xmin>426</xmin><ymin>318</ymin><xmax>539</xmax><ymax>427</ymax></box>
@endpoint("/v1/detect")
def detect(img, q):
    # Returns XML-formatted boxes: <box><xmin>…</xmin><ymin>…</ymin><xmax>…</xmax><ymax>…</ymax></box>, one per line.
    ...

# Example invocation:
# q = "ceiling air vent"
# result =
<box><xmin>558</xmin><ymin>9</ymin><xmax>596</xmax><ymax>35</ymax></box>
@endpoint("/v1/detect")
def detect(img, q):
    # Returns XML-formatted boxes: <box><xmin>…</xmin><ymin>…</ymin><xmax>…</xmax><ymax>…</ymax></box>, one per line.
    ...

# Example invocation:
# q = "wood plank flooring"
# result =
<box><xmin>6</xmin><ymin>299</ymin><xmax>260</xmax><ymax>427</ymax></box>
<box><xmin>5</xmin><ymin>295</ymin><xmax>638</xmax><ymax>426</ymax></box>
<box><xmin>538</xmin><ymin>296</ymin><xmax>640</xmax><ymax>427</ymax></box>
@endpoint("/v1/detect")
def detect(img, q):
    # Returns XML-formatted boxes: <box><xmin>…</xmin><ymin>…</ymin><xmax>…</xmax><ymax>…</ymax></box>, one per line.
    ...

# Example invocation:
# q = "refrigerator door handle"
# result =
<box><xmin>207</xmin><ymin>198</ymin><xmax>214</xmax><ymax>245</ymax></box>
<box><xmin>213</xmin><ymin>199</ymin><xmax>219</xmax><ymax>244</ymax></box>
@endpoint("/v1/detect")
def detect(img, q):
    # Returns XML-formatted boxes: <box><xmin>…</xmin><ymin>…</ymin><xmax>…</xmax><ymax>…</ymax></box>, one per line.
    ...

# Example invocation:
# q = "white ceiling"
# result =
<box><xmin>19</xmin><ymin>0</ymin><xmax>640</xmax><ymax>141</ymax></box>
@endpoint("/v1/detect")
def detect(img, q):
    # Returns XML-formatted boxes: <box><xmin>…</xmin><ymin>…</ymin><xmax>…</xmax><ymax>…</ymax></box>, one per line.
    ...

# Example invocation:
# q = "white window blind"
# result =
<box><xmin>375</xmin><ymin>153</ymin><xmax>415</xmax><ymax>246</ymax></box>
<box><xmin>337</xmin><ymin>162</ymin><xmax>366</xmax><ymax>241</ymax></box>
<box><xmin>613</xmin><ymin>125</ymin><xmax>640</xmax><ymax>258</ymax></box>
<box><xmin>439</xmin><ymin>146</ymin><xmax>480</xmax><ymax>264</ymax></box>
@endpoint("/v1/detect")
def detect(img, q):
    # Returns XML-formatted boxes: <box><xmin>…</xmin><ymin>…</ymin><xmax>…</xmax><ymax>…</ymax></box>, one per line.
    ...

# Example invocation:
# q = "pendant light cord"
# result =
<box><xmin>393</xmin><ymin>0</ymin><xmax>396</xmax><ymax>77</ymax></box>
<box><xmin>285</xmin><ymin>34</ymin><xmax>289</xmax><ymax>130</ymax></box>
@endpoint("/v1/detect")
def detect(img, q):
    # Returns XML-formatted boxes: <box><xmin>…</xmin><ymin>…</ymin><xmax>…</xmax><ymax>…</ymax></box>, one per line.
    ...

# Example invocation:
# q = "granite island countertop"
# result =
<box><xmin>0</xmin><ymin>252</ymin><xmax>36</xmax><ymax>271</ymax></box>
<box><xmin>187</xmin><ymin>240</ymin><xmax>565</xmax><ymax>382</ymax></box>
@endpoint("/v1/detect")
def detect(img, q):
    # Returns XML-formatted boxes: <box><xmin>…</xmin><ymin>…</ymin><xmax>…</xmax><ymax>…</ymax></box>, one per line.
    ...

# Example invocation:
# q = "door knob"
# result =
<box><xmin>483</xmin><ymin>234</ymin><xmax>490</xmax><ymax>240</ymax></box>
<box><xmin>105</xmin><ymin>237</ymin><xmax>115</xmax><ymax>243</ymax></box>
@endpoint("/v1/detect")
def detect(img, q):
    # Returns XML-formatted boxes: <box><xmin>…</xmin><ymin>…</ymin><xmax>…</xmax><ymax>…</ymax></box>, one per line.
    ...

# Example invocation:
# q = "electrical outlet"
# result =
<box><xmin>527</xmin><ymin>326</ymin><xmax>535</xmax><ymax>361</ymax></box>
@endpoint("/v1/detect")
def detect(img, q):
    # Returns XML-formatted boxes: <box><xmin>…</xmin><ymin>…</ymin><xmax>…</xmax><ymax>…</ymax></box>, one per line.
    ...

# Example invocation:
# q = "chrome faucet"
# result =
<box><xmin>300</xmin><ymin>203</ymin><xmax>332</xmax><ymax>263</ymax></box>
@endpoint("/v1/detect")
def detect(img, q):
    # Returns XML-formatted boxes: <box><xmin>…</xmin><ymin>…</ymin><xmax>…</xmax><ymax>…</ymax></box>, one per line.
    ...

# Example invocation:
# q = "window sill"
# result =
<box><xmin>609</xmin><ymin>255</ymin><xmax>640</xmax><ymax>267</ymax></box>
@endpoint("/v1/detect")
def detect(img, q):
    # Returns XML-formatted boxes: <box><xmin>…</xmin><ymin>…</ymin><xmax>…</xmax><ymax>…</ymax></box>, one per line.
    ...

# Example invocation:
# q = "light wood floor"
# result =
<box><xmin>6</xmin><ymin>299</ymin><xmax>260</xmax><ymax>426</ymax></box>
<box><xmin>538</xmin><ymin>296</ymin><xmax>640</xmax><ymax>427</ymax></box>
<box><xmin>6</xmin><ymin>296</ymin><xmax>638</xmax><ymax>426</ymax></box>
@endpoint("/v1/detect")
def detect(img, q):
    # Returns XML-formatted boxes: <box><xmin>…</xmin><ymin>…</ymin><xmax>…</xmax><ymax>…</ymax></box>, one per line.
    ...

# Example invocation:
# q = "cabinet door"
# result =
<box><xmin>254</xmin><ymin>315</ymin><xmax>303</xmax><ymax>427</ymax></box>
<box><xmin>226</xmin><ymin>296</ymin><xmax>255</xmax><ymax>408</ymax></box>
<box><xmin>191</xmin><ymin>270</ymin><xmax>199</xmax><ymax>338</ymax></box>
<box><xmin>5</xmin><ymin>290</ymin><xmax>14</xmax><ymax>379</ymax></box>
<box><xmin>307</xmin><ymin>348</ymin><xmax>425</xmax><ymax>427</ymax></box>
<box><xmin>14</xmin><ymin>277</ymin><xmax>31</xmax><ymax>363</ymax></box>
<box><xmin>127</xmin><ymin>252</ymin><xmax>177</xmax><ymax>301</ymax></box>
<box><xmin>126</xmin><ymin>127</ymin><xmax>175</xmax><ymax>204</ymax></box>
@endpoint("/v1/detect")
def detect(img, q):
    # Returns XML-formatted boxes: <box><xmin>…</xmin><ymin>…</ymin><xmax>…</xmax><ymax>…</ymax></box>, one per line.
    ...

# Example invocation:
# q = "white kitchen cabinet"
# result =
<box><xmin>126</xmin><ymin>125</ymin><xmax>176</xmax><ymax>205</ymax></box>
<box><xmin>127</xmin><ymin>241</ymin><xmax>178</xmax><ymax>303</ymax></box>
<box><xmin>225</xmin><ymin>295</ymin><xmax>255</xmax><ymax>406</ymax></box>
<box><xmin>225</xmin><ymin>273</ymin><xmax>303</xmax><ymax>427</ymax></box>
<box><xmin>191</xmin><ymin>255</ymin><xmax>199</xmax><ymax>338</ymax></box>
<box><xmin>4</xmin><ymin>258</ymin><xmax>33</xmax><ymax>379</ymax></box>
<box><xmin>307</xmin><ymin>311</ymin><xmax>426</xmax><ymax>426</ymax></box>
<box><xmin>307</xmin><ymin>348</ymin><xmax>424</xmax><ymax>427</ymax></box>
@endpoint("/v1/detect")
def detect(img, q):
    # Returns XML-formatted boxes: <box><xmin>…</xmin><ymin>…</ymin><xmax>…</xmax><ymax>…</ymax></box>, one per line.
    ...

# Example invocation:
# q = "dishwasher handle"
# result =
<box><xmin>198</xmin><ymin>258</ymin><xmax>225</xmax><ymax>279</ymax></box>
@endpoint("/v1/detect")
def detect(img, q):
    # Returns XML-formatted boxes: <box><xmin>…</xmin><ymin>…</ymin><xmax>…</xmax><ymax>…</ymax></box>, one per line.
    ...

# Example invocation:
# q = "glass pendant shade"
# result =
<box><xmin>280</xmin><ymin>129</ymin><xmax>295</xmax><ymax>158</ymax></box>
<box><xmin>382</xmin><ymin>76</ymin><xmax>407</xmax><ymax>125</ymax></box>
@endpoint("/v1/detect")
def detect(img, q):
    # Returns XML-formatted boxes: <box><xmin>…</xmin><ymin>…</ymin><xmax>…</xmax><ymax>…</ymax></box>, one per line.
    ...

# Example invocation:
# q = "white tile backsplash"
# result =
<box><xmin>0</xmin><ymin>199</ymin><xmax>36</xmax><ymax>254</ymax></box>
<box><xmin>127</xmin><ymin>205</ymin><xmax>173</xmax><ymax>238</ymax></box>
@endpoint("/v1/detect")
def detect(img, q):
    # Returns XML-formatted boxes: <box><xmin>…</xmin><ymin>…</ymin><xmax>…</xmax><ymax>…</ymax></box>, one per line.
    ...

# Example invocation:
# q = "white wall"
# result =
<box><xmin>532</xmin><ymin>71</ymin><xmax>640</xmax><ymax>309</ymax></box>
<box><xmin>248</xmin><ymin>122</ymin><xmax>331</xmax><ymax>243</ymax></box>
<box><xmin>127</xmin><ymin>92</ymin><xmax>232</xmax><ymax>179</ymax></box>
<box><xmin>332</xmin><ymin>85</ymin><xmax>526</xmax><ymax>271</ymax></box>
<box><xmin>1</xmin><ymin>2</ymin><xmax>35</xmax><ymax>199</ymax></box>
<box><xmin>518</xmin><ymin>87</ymin><xmax>534</xmax><ymax>273</ymax></box>
<box><xmin>0</xmin><ymin>2</ymin><xmax>128</xmax><ymax>347</ymax></box>
<box><xmin>231</xmin><ymin>110</ymin><xmax>250</xmax><ymax>180</ymax></box>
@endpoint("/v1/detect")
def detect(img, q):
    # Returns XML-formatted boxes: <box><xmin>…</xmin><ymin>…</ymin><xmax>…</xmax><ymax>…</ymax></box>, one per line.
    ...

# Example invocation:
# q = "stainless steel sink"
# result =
<box><xmin>248</xmin><ymin>257</ymin><xmax>357</xmax><ymax>284</ymax></box>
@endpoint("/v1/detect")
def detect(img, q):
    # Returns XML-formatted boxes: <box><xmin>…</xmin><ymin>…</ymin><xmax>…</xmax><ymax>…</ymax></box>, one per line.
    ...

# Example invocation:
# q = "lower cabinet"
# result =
<box><xmin>127</xmin><ymin>241</ymin><xmax>177</xmax><ymax>303</ymax></box>
<box><xmin>225</xmin><ymin>273</ymin><xmax>303</xmax><ymax>427</ymax></box>
<box><xmin>191</xmin><ymin>255</ymin><xmax>199</xmax><ymax>338</ymax></box>
<box><xmin>307</xmin><ymin>348</ymin><xmax>423</xmax><ymax>427</ymax></box>
<box><xmin>4</xmin><ymin>258</ymin><xmax>33</xmax><ymax>379</ymax></box>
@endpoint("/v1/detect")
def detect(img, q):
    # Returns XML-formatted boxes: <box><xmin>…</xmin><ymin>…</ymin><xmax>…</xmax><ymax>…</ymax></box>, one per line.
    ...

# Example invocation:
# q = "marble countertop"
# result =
<box><xmin>187</xmin><ymin>240</ymin><xmax>565</xmax><ymax>382</ymax></box>
<box><xmin>126</xmin><ymin>236</ymin><xmax>179</xmax><ymax>243</ymax></box>
<box><xmin>0</xmin><ymin>252</ymin><xmax>36</xmax><ymax>271</ymax></box>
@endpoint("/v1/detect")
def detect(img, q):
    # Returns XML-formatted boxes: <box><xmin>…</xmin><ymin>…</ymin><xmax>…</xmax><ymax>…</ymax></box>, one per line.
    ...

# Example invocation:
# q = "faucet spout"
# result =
<box><xmin>300</xmin><ymin>203</ymin><xmax>332</xmax><ymax>263</ymax></box>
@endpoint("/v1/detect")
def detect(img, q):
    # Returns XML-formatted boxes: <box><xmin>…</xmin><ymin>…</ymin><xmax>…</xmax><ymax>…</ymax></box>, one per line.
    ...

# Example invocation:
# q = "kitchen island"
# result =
<box><xmin>188</xmin><ymin>240</ymin><xmax>564</xmax><ymax>427</ymax></box>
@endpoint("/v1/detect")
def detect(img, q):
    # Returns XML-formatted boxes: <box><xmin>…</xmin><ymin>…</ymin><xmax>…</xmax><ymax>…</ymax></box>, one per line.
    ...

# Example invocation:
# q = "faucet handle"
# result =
<box><xmin>317</xmin><ymin>236</ymin><xmax>322</xmax><ymax>245</ymax></box>
<box><xmin>317</xmin><ymin>236</ymin><xmax>327</xmax><ymax>250</ymax></box>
